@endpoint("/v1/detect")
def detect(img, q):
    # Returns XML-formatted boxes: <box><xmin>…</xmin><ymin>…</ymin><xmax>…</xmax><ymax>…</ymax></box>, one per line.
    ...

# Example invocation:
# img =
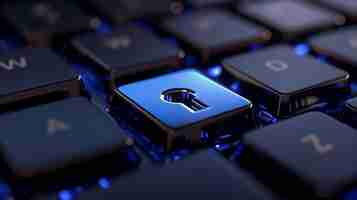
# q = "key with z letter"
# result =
<box><xmin>242</xmin><ymin>112</ymin><xmax>357</xmax><ymax>198</ymax></box>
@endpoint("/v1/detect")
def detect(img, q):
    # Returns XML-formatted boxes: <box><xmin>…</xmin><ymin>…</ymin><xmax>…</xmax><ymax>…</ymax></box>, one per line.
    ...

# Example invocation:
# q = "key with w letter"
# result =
<box><xmin>0</xmin><ymin>48</ymin><xmax>81</xmax><ymax>112</ymax></box>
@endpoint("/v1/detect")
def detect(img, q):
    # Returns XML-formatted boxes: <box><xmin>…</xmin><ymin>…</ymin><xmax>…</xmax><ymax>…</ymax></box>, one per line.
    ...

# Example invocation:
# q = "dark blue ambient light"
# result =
<box><xmin>98</xmin><ymin>177</ymin><xmax>111</xmax><ymax>190</ymax></box>
<box><xmin>294</xmin><ymin>43</ymin><xmax>310</xmax><ymax>56</ymax></box>
<box><xmin>58</xmin><ymin>190</ymin><xmax>73</xmax><ymax>200</ymax></box>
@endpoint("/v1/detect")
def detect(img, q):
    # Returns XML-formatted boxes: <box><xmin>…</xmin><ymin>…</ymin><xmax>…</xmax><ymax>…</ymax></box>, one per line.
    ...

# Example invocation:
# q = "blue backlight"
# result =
<box><xmin>230</xmin><ymin>82</ymin><xmax>241</xmax><ymax>92</ymax></box>
<box><xmin>99</xmin><ymin>177</ymin><xmax>111</xmax><ymax>190</ymax></box>
<box><xmin>58</xmin><ymin>190</ymin><xmax>73</xmax><ymax>200</ymax></box>
<box><xmin>294</xmin><ymin>43</ymin><xmax>310</xmax><ymax>56</ymax></box>
<box><xmin>207</xmin><ymin>65</ymin><xmax>223</xmax><ymax>78</ymax></box>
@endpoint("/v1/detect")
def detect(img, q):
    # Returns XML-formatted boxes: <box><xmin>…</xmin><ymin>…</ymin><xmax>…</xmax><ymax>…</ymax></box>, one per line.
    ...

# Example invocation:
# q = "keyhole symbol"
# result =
<box><xmin>161</xmin><ymin>88</ymin><xmax>209</xmax><ymax>112</ymax></box>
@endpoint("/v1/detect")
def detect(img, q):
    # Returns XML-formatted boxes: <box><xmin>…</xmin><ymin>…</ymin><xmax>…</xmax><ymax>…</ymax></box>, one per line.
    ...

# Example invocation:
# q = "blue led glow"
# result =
<box><xmin>200</xmin><ymin>131</ymin><xmax>209</xmax><ymax>142</ymax></box>
<box><xmin>96</xmin><ymin>21</ymin><xmax>112</xmax><ymax>33</ymax></box>
<box><xmin>58</xmin><ymin>190</ymin><xmax>73</xmax><ymax>200</ymax></box>
<box><xmin>230</xmin><ymin>82</ymin><xmax>241</xmax><ymax>92</ymax></box>
<box><xmin>294</xmin><ymin>43</ymin><xmax>310</xmax><ymax>56</ymax></box>
<box><xmin>351</xmin><ymin>82</ymin><xmax>357</xmax><ymax>94</ymax></box>
<box><xmin>99</xmin><ymin>178</ymin><xmax>111</xmax><ymax>190</ymax></box>
<box><xmin>207</xmin><ymin>65</ymin><xmax>223</xmax><ymax>78</ymax></box>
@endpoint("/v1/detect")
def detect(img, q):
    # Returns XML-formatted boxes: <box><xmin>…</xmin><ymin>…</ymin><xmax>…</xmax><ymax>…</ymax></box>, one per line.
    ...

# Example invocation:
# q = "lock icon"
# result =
<box><xmin>116</xmin><ymin>69</ymin><xmax>253</xmax><ymax>151</ymax></box>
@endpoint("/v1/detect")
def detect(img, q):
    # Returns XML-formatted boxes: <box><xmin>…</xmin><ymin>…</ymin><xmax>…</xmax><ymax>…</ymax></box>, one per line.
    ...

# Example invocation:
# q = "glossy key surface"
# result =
<box><xmin>223</xmin><ymin>45</ymin><xmax>349</xmax><ymax>116</ymax></box>
<box><xmin>117</xmin><ymin>69</ymin><xmax>252</xmax><ymax>150</ymax></box>
<box><xmin>0</xmin><ymin>48</ymin><xmax>80</xmax><ymax>110</ymax></box>
<box><xmin>161</xmin><ymin>8</ymin><xmax>270</xmax><ymax>63</ymax></box>
<box><xmin>243</xmin><ymin>112</ymin><xmax>357</xmax><ymax>198</ymax></box>
<box><xmin>309</xmin><ymin>26</ymin><xmax>357</xmax><ymax>72</ymax></box>
<box><xmin>2</xmin><ymin>1</ymin><xmax>96</xmax><ymax>47</ymax></box>
<box><xmin>72</xmin><ymin>24</ymin><xmax>183</xmax><ymax>83</ymax></box>
<box><xmin>238</xmin><ymin>0</ymin><xmax>344</xmax><ymax>39</ymax></box>
<box><xmin>0</xmin><ymin>97</ymin><xmax>132</xmax><ymax>178</ymax></box>
<box><xmin>35</xmin><ymin>150</ymin><xmax>280</xmax><ymax>200</ymax></box>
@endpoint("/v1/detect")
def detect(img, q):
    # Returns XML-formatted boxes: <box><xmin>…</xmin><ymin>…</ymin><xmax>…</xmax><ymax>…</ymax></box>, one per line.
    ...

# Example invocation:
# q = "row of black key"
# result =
<box><xmin>0</xmin><ymin>0</ymin><xmax>357</xmax><ymax>199</ymax></box>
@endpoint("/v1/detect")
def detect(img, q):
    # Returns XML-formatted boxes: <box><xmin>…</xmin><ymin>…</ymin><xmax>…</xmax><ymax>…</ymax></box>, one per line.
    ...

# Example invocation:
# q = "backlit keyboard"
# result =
<box><xmin>0</xmin><ymin>0</ymin><xmax>356</xmax><ymax>200</ymax></box>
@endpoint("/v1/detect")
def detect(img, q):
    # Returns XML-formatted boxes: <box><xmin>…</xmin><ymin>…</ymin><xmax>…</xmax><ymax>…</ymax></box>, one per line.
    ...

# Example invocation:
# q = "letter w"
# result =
<box><xmin>0</xmin><ymin>57</ymin><xmax>27</xmax><ymax>71</ymax></box>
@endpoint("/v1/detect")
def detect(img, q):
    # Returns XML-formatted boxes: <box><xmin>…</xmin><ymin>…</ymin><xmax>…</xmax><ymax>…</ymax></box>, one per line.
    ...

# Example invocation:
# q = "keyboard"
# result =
<box><xmin>0</xmin><ymin>0</ymin><xmax>357</xmax><ymax>199</ymax></box>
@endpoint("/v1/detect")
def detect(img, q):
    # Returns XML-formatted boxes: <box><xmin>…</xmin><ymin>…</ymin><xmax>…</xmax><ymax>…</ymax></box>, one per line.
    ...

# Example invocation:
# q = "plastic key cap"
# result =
<box><xmin>0</xmin><ymin>48</ymin><xmax>80</xmax><ymax>111</ymax></box>
<box><xmin>243</xmin><ymin>112</ymin><xmax>357</xmax><ymax>198</ymax></box>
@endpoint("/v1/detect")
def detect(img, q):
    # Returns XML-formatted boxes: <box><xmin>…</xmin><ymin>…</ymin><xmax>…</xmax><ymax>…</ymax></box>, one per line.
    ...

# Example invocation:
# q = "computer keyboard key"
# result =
<box><xmin>0</xmin><ymin>97</ymin><xmax>133</xmax><ymax>179</ymax></box>
<box><xmin>2</xmin><ymin>1</ymin><xmax>97</xmax><ymax>47</ymax></box>
<box><xmin>237</xmin><ymin>0</ymin><xmax>345</xmax><ymax>39</ymax></box>
<box><xmin>72</xmin><ymin>24</ymin><xmax>183</xmax><ymax>85</ymax></box>
<box><xmin>316</xmin><ymin>0</ymin><xmax>357</xmax><ymax>20</ymax></box>
<box><xmin>309</xmin><ymin>26</ymin><xmax>357</xmax><ymax>74</ymax></box>
<box><xmin>0</xmin><ymin>48</ymin><xmax>80</xmax><ymax>111</ymax></box>
<box><xmin>35</xmin><ymin>150</ymin><xmax>280</xmax><ymax>200</ymax></box>
<box><xmin>243</xmin><ymin>112</ymin><xmax>357</xmax><ymax>198</ymax></box>
<box><xmin>86</xmin><ymin>0</ymin><xmax>175</xmax><ymax>24</ymax></box>
<box><xmin>161</xmin><ymin>9</ymin><xmax>271</xmax><ymax>63</ymax></box>
<box><xmin>116</xmin><ymin>69</ymin><xmax>253</xmax><ymax>151</ymax></box>
<box><xmin>223</xmin><ymin>45</ymin><xmax>349</xmax><ymax>117</ymax></box>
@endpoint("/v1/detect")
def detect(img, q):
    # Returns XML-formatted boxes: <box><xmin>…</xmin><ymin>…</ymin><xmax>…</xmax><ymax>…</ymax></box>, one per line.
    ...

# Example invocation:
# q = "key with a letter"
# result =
<box><xmin>0</xmin><ymin>48</ymin><xmax>80</xmax><ymax>112</ymax></box>
<box><xmin>223</xmin><ymin>45</ymin><xmax>350</xmax><ymax>117</ymax></box>
<box><xmin>242</xmin><ymin>112</ymin><xmax>357</xmax><ymax>198</ymax></box>
<box><xmin>0</xmin><ymin>97</ymin><xmax>135</xmax><ymax>181</ymax></box>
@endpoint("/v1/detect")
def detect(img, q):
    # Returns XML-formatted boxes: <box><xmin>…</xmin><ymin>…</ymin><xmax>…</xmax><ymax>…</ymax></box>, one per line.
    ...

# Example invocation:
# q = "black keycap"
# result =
<box><xmin>86</xmin><ymin>0</ymin><xmax>175</xmax><ymax>24</ymax></box>
<box><xmin>237</xmin><ymin>0</ymin><xmax>345</xmax><ymax>39</ymax></box>
<box><xmin>0</xmin><ymin>97</ymin><xmax>133</xmax><ymax>179</ymax></box>
<box><xmin>2</xmin><ymin>1</ymin><xmax>98</xmax><ymax>47</ymax></box>
<box><xmin>223</xmin><ymin>45</ymin><xmax>349</xmax><ymax>117</ymax></box>
<box><xmin>243</xmin><ymin>112</ymin><xmax>357</xmax><ymax>198</ymax></box>
<box><xmin>186</xmin><ymin>0</ymin><xmax>232</xmax><ymax>8</ymax></box>
<box><xmin>309</xmin><ymin>26</ymin><xmax>357</xmax><ymax>74</ymax></box>
<box><xmin>72</xmin><ymin>24</ymin><xmax>184</xmax><ymax>85</ymax></box>
<box><xmin>161</xmin><ymin>9</ymin><xmax>271</xmax><ymax>63</ymax></box>
<box><xmin>316</xmin><ymin>0</ymin><xmax>357</xmax><ymax>20</ymax></box>
<box><xmin>35</xmin><ymin>150</ymin><xmax>280</xmax><ymax>200</ymax></box>
<box><xmin>0</xmin><ymin>48</ymin><xmax>80</xmax><ymax>111</ymax></box>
